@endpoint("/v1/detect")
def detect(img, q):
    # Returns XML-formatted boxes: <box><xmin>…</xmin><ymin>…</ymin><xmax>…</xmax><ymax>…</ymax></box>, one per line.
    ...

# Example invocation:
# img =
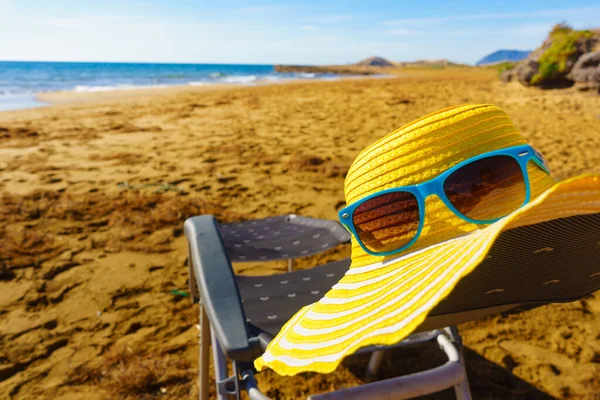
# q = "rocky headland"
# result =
<box><xmin>500</xmin><ymin>24</ymin><xmax>600</xmax><ymax>92</ymax></box>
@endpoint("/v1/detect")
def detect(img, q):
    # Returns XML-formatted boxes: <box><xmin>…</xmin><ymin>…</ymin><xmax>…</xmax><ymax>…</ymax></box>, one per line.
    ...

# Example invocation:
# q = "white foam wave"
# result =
<box><xmin>297</xmin><ymin>72</ymin><xmax>316</xmax><ymax>78</ymax></box>
<box><xmin>67</xmin><ymin>71</ymin><xmax>343</xmax><ymax>94</ymax></box>
<box><xmin>261</xmin><ymin>75</ymin><xmax>285</xmax><ymax>82</ymax></box>
<box><xmin>220</xmin><ymin>75</ymin><xmax>258</xmax><ymax>84</ymax></box>
<box><xmin>73</xmin><ymin>84</ymin><xmax>168</xmax><ymax>93</ymax></box>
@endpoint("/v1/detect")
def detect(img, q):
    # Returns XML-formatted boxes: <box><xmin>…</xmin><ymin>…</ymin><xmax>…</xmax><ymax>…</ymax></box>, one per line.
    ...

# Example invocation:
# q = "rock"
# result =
<box><xmin>511</xmin><ymin>41</ymin><xmax>552</xmax><ymax>87</ymax></box>
<box><xmin>499</xmin><ymin>24</ymin><xmax>600</xmax><ymax>88</ymax></box>
<box><xmin>500</xmin><ymin>69</ymin><xmax>513</xmax><ymax>83</ymax></box>
<box><xmin>354</xmin><ymin>56</ymin><xmax>395</xmax><ymax>67</ymax></box>
<box><xmin>273</xmin><ymin>64</ymin><xmax>375</xmax><ymax>75</ymax></box>
<box><xmin>397</xmin><ymin>59</ymin><xmax>463</xmax><ymax>67</ymax></box>
<box><xmin>568</xmin><ymin>52</ymin><xmax>600</xmax><ymax>92</ymax></box>
<box><xmin>514</xmin><ymin>59</ymin><xmax>540</xmax><ymax>86</ymax></box>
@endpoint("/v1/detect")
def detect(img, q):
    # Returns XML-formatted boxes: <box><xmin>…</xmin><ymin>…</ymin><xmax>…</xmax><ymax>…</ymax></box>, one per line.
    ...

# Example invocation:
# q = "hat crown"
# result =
<box><xmin>344</xmin><ymin>104</ymin><xmax>528</xmax><ymax>206</ymax></box>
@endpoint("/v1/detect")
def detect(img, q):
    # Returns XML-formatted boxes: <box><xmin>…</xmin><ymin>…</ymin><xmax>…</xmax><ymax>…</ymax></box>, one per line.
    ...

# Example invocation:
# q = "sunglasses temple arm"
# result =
<box><xmin>531</xmin><ymin>154</ymin><xmax>551</xmax><ymax>175</ymax></box>
<box><xmin>531</xmin><ymin>151</ymin><xmax>551</xmax><ymax>175</ymax></box>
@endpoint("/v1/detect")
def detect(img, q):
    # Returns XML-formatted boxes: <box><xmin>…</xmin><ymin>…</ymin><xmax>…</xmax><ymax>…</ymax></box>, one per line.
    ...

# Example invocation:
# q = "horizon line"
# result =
<box><xmin>0</xmin><ymin>54</ymin><xmax>525</xmax><ymax>67</ymax></box>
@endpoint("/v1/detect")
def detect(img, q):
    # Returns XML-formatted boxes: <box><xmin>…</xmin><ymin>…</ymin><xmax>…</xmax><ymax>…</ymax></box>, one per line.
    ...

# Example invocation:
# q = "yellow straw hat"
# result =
<box><xmin>255</xmin><ymin>104</ymin><xmax>600</xmax><ymax>375</ymax></box>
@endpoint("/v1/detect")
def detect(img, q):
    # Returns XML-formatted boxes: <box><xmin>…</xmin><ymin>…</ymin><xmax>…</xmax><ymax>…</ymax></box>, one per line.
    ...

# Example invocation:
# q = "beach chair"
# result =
<box><xmin>185</xmin><ymin>213</ymin><xmax>600</xmax><ymax>400</ymax></box>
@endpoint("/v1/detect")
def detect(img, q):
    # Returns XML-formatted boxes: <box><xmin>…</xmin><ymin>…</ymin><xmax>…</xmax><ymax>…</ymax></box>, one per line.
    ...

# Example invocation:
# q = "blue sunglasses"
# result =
<box><xmin>339</xmin><ymin>144</ymin><xmax>550</xmax><ymax>256</ymax></box>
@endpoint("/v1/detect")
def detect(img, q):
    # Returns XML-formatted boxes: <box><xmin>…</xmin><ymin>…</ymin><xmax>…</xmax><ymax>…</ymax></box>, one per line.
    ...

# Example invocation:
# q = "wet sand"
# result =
<box><xmin>1</xmin><ymin>68</ymin><xmax>600</xmax><ymax>399</ymax></box>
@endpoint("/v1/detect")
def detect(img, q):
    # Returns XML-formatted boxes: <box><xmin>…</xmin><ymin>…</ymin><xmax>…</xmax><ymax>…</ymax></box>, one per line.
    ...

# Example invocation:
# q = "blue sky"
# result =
<box><xmin>0</xmin><ymin>0</ymin><xmax>598</xmax><ymax>65</ymax></box>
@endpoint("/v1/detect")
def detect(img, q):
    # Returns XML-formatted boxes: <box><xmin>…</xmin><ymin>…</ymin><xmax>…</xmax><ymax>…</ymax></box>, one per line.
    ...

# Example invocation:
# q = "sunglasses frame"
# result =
<box><xmin>339</xmin><ymin>144</ymin><xmax>551</xmax><ymax>256</ymax></box>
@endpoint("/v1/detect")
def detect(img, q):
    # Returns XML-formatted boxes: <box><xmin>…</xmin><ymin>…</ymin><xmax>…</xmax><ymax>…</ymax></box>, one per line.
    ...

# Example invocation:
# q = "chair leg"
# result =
<box><xmin>453</xmin><ymin>368</ymin><xmax>472</xmax><ymax>400</ymax></box>
<box><xmin>445</xmin><ymin>326</ymin><xmax>472</xmax><ymax>400</ymax></box>
<box><xmin>452</xmin><ymin>350</ymin><xmax>472</xmax><ymax>400</ymax></box>
<box><xmin>188</xmin><ymin>250</ymin><xmax>200</xmax><ymax>302</ymax></box>
<box><xmin>365</xmin><ymin>350</ymin><xmax>386</xmax><ymax>379</ymax></box>
<box><xmin>199</xmin><ymin>305</ymin><xmax>211</xmax><ymax>400</ymax></box>
<box><xmin>211</xmin><ymin>329</ymin><xmax>230</xmax><ymax>400</ymax></box>
<box><xmin>242</xmin><ymin>369</ymin><xmax>272</xmax><ymax>400</ymax></box>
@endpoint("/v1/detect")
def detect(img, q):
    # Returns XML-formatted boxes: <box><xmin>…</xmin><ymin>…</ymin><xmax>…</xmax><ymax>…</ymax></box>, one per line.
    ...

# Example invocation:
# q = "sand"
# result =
<box><xmin>1</xmin><ymin>68</ymin><xmax>600</xmax><ymax>399</ymax></box>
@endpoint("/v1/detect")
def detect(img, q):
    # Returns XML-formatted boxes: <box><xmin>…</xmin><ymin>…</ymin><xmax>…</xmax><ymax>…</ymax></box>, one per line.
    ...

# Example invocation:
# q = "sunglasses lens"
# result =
<box><xmin>443</xmin><ymin>155</ymin><xmax>526</xmax><ymax>222</ymax></box>
<box><xmin>352</xmin><ymin>191</ymin><xmax>420</xmax><ymax>254</ymax></box>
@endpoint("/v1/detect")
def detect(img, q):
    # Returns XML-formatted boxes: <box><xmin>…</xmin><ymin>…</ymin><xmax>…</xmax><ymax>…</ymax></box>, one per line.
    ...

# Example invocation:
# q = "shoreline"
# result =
<box><xmin>35</xmin><ymin>82</ymin><xmax>239</xmax><ymax>105</ymax></box>
<box><xmin>32</xmin><ymin>73</ymin><xmax>390</xmax><ymax>107</ymax></box>
<box><xmin>0</xmin><ymin>74</ymin><xmax>389</xmax><ymax>112</ymax></box>
<box><xmin>2</xmin><ymin>64</ymin><xmax>479</xmax><ymax>112</ymax></box>
<box><xmin>0</xmin><ymin>93</ymin><xmax>48</xmax><ymax>112</ymax></box>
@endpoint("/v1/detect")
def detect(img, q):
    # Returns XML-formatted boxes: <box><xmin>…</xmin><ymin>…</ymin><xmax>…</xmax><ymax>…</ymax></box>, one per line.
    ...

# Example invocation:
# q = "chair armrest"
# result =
<box><xmin>184</xmin><ymin>215</ymin><xmax>262</xmax><ymax>362</ymax></box>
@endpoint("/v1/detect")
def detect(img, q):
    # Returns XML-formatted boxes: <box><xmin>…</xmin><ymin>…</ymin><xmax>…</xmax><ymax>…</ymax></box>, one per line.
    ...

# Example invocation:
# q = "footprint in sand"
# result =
<box><xmin>499</xmin><ymin>340</ymin><xmax>596</xmax><ymax>394</ymax></box>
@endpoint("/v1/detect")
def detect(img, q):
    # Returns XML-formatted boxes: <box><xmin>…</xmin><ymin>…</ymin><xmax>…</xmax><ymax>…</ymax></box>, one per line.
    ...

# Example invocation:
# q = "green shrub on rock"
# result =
<box><xmin>497</xmin><ymin>61</ymin><xmax>516</xmax><ymax>76</ymax></box>
<box><xmin>531</xmin><ymin>24</ymin><xmax>594</xmax><ymax>86</ymax></box>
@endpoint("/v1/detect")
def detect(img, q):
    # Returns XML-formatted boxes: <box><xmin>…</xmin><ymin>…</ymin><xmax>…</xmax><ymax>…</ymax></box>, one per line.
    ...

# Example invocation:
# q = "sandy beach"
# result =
<box><xmin>1</xmin><ymin>67</ymin><xmax>600</xmax><ymax>399</ymax></box>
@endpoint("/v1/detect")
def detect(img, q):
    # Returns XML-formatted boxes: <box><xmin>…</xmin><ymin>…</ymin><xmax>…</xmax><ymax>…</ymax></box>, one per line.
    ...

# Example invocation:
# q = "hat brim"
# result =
<box><xmin>255</xmin><ymin>175</ymin><xmax>600</xmax><ymax>375</ymax></box>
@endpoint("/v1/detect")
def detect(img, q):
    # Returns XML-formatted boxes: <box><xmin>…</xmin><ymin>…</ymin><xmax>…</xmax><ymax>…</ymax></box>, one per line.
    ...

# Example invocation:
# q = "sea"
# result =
<box><xmin>0</xmin><ymin>61</ymin><xmax>342</xmax><ymax>111</ymax></box>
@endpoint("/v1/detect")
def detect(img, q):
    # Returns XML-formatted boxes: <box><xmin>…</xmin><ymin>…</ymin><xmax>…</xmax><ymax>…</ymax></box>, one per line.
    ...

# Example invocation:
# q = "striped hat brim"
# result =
<box><xmin>255</xmin><ymin>174</ymin><xmax>600</xmax><ymax>375</ymax></box>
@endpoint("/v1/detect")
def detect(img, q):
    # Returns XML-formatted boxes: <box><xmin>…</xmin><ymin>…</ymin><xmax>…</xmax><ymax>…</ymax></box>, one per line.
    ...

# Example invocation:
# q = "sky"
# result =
<box><xmin>0</xmin><ymin>0</ymin><xmax>599</xmax><ymax>65</ymax></box>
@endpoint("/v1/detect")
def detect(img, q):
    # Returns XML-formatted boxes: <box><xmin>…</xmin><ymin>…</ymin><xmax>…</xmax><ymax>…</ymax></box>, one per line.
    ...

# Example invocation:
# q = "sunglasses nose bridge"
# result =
<box><xmin>417</xmin><ymin>179</ymin><xmax>439</xmax><ymax>200</ymax></box>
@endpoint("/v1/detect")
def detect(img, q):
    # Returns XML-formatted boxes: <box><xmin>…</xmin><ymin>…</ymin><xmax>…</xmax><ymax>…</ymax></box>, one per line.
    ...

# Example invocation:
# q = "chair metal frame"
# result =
<box><xmin>197</xmin><ymin>310</ymin><xmax>472</xmax><ymax>400</ymax></box>
<box><xmin>187</xmin><ymin>215</ymin><xmax>473</xmax><ymax>400</ymax></box>
<box><xmin>187</xmin><ymin>210</ymin><xmax>600</xmax><ymax>399</ymax></box>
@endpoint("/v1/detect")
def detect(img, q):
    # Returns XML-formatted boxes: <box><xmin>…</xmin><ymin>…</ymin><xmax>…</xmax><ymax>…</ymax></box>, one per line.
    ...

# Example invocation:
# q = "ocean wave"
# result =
<box><xmin>2</xmin><ymin>62</ymin><xmax>345</xmax><ymax>102</ymax></box>
<box><xmin>260</xmin><ymin>75</ymin><xmax>285</xmax><ymax>82</ymax></box>
<box><xmin>65</xmin><ymin>72</ymin><xmax>338</xmax><ymax>94</ymax></box>
<box><xmin>219</xmin><ymin>75</ymin><xmax>258</xmax><ymax>84</ymax></box>
<box><xmin>190</xmin><ymin>75</ymin><xmax>263</xmax><ymax>86</ymax></box>
<box><xmin>73</xmin><ymin>84</ymin><xmax>168</xmax><ymax>93</ymax></box>
<box><xmin>296</xmin><ymin>72</ymin><xmax>317</xmax><ymax>78</ymax></box>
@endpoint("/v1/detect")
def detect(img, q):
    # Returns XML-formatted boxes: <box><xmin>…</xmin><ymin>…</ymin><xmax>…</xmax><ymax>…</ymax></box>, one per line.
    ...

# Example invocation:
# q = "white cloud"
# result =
<box><xmin>235</xmin><ymin>5</ymin><xmax>287</xmax><ymax>15</ymax></box>
<box><xmin>385</xmin><ymin>28</ymin><xmax>414</xmax><ymax>36</ymax></box>
<box><xmin>313</xmin><ymin>14</ymin><xmax>352</xmax><ymax>24</ymax></box>
<box><xmin>0</xmin><ymin>2</ymin><xmax>595</xmax><ymax>66</ymax></box>
<box><xmin>384</xmin><ymin>6</ymin><xmax>600</xmax><ymax>26</ymax></box>
<box><xmin>508</xmin><ymin>23</ymin><xmax>555</xmax><ymax>37</ymax></box>
<box><xmin>300</xmin><ymin>24</ymin><xmax>317</xmax><ymax>31</ymax></box>
<box><xmin>386</xmin><ymin>25</ymin><xmax>554</xmax><ymax>39</ymax></box>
